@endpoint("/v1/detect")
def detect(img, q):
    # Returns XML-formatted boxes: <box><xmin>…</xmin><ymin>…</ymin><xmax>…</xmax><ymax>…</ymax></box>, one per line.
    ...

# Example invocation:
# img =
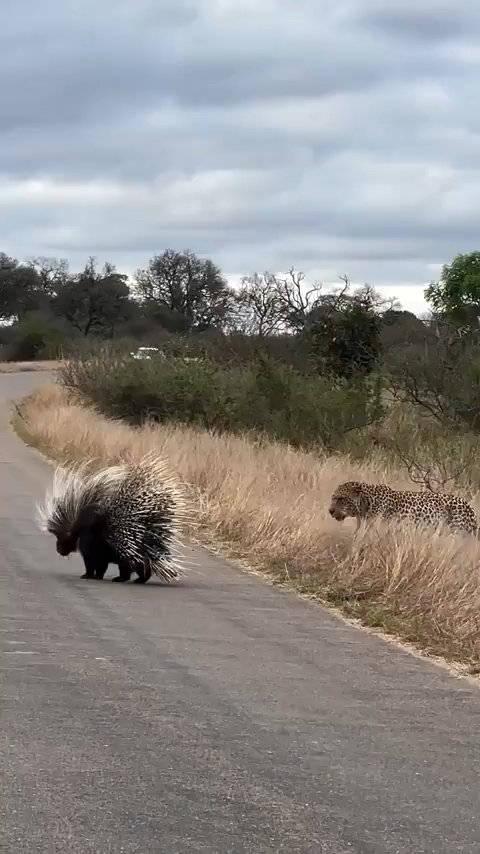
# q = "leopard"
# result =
<box><xmin>328</xmin><ymin>481</ymin><xmax>478</xmax><ymax>535</ymax></box>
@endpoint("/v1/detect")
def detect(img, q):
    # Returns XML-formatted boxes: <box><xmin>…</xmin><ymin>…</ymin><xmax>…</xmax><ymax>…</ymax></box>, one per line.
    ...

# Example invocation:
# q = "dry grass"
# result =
<box><xmin>0</xmin><ymin>360</ymin><xmax>62</xmax><ymax>373</ymax></box>
<box><xmin>16</xmin><ymin>383</ymin><xmax>480</xmax><ymax>670</ymax></box>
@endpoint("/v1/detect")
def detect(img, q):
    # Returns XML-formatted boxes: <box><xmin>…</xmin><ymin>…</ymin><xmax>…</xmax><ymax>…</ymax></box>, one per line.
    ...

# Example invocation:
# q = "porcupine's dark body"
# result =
<box><xmin>77</xmin><ymin>522</ymin><xmax>137</xmax><ymax>583</ymax></box>
<box><xmin>38</xmin><ymin>457</ymin><xmax>183</xmax><ymax>584</ymax></box>
<box><xmin>75</xmin><ymin>512</ymin><xmax>170</xmax><ymax>583</ymax></box>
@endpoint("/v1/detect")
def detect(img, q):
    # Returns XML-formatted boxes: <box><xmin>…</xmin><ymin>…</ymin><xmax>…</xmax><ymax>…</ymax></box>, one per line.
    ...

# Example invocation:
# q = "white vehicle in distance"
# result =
<box><xmin>129</xmin><ymin>347</ymin><xmax>164</xmax><ymax>360</ymax></box>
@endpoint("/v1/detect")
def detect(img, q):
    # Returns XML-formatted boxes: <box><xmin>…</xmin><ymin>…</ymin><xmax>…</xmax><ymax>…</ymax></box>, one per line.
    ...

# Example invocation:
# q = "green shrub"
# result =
<box><xmin>6</xmin><ymin>312</ymin><xmax>68</xmax><ymax>361</ymax></box>
<box><xmin>60</xmin><ymin>351</ymin><xmax>384</xmax><ymax>450</ymax></box>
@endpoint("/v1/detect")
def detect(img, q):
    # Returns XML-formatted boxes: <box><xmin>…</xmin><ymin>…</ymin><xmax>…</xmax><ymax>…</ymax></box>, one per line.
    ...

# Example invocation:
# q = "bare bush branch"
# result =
<box><xmin>234</xmin><ymin>273</ymin><xmax>285</xmax><ymax>336</ymax></box>
<box><xmin>377</xmin><ymin>431</ymin><xmax>475</xmax><ymax>493</ymax></box>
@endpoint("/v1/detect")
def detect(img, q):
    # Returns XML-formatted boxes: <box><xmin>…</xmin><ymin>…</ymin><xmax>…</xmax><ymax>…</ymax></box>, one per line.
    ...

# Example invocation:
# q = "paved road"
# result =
<box><xmin>1</xmin><ymin>372</ymin><xmax>480</xmax><ymax>853</ymax></box>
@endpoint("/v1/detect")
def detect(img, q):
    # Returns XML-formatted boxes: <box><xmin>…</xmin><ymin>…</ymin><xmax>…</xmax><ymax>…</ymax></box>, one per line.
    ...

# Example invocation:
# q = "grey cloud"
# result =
<box><xmin>360</xmin><ymin>10</ymin><xmax>470</xmax><ymax>40</ymax></box>
<box><xmin>0</xmin><ymin>0</ymin><xmax>479</xmax><ymax>309</ymax></box>
<box><xmin>353</xmin><ymin>0</ymin><xmax>480</xmax><ymax>37</ymax></box>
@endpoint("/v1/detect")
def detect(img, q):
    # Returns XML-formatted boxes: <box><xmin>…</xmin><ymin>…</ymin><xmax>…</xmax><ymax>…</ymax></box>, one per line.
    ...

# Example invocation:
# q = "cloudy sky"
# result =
<box><xmin>1</xmin><ymin>0</ymin><xmax>479</xmax><ymax>314</ymax></box>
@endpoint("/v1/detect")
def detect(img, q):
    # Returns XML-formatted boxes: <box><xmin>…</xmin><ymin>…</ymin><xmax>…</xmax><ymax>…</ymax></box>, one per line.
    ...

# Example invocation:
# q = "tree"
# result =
<box><xmin>234</xmin><ymin>273</ymin><xmax>284</xmax><ymax>336</ymax></box>
<box><xmin>135</xmin><ymin>249</ymin><xmax>234</xmax><ymax>332</ymax></box>
<box><xmin>27</xmin><ymin>257</ymin><xmax>70</xmax><ymax>296</ymax></box>
<box><xmin>231</xmin><ymin>268</ymin><xmax>324</xmax><ymax>335</ymax></box>
<box><xmin>0</xmin><ymin>252</ymin><xmax>48</xmax><ymax>321</ymax></box>
<box><xmin>305</xmin><ymin>284</ymin><xmax>383</xmax><ymax>378</ymax></box>
<box><xmin>425</xmin><ymin>252</ymin><xmax>480</xmax><ymax>328</ymax></box>
<box><xmin>268</xmin><ymin>268</ymin><xmax>322</xmax><ymax>331</ymax></box>
<box><xmin>53</xmin><ymin>258</ymin><xmax>133</xmax><ymax>337</ymax></box>
<box><xmin>381</xmin><ymin>309</ymin><xmax>427</xmax><ymax>357</ymax></box>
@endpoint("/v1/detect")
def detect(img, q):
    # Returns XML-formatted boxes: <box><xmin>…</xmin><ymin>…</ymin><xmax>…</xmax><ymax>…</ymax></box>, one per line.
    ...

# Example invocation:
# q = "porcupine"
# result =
<box><xmin>37</xmin><ymin>455</ymin><xmax>186</xmax><ymax>583</ymax></box>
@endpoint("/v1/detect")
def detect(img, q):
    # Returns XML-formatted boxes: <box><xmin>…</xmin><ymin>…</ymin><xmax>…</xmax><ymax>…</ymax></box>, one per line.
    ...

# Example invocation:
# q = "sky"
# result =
<box><xmin>1</xmin><ymin>1</ymin><xmax>479</xmax><ymax>315</ymax></box>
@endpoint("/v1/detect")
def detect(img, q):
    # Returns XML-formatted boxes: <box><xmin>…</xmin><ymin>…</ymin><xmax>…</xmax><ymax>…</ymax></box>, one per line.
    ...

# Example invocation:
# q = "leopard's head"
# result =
<box><xmin>329</xmin><ymin>481</ymin><xmax>370</xmax><ymax>522</ymax></box>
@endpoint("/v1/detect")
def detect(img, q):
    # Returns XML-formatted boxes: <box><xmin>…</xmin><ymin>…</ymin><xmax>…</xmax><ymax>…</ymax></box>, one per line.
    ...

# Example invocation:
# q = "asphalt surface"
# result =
<box><xmin>1</xmin><ymin>372</ymin><xmax>480</xmax><ymax>854</ymax></box>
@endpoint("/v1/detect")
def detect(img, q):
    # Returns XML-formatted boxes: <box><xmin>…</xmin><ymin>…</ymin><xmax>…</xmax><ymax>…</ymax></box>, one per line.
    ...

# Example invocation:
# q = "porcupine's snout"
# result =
<box><xmin>56</xmin><ymin>535</ymin><xmax>77</xmax><ymax>557</ymax></box>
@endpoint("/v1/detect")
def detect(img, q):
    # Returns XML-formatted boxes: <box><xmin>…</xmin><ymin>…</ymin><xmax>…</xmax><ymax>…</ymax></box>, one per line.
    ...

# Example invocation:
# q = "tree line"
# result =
<box><xmin>0</xmin><ymin>247</ymin><xmax>417</xmax><ymax>370</ymax></box>
<box><xmin>2</xmin><ymin>247</ymin><xmax>480</xmax><ymax>401</ymax></box>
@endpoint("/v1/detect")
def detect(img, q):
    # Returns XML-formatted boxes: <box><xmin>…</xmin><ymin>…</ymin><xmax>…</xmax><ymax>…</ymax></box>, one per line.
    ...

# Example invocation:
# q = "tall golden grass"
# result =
<box><xmin>17</xmin><ymin>383</ymin><xmax>480</xmax><ymax>669</ymax></box>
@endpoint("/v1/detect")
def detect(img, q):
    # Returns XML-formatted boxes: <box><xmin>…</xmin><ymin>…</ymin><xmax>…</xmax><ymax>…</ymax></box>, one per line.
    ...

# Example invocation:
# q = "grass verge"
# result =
<box><xmin>15</xmin><ymin>383</ymin><xmax>480</xmax><ymax>672</ymax></box>
<box><xmin>0</xmin><ymin>360</ymin><xmax>62</xmax><ymax>373</ymax></box>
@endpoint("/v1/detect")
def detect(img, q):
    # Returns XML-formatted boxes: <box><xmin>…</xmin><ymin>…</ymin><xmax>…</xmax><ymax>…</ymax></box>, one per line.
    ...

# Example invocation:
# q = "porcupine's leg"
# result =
<box><xmin>78</xmin><ymin>535</ymin><xmax>109</xmax><ymax>580</ymax></box>
<box><xmin>80</xmin><ymin>562</ymin><xmax>108</xmax><ymax>581</ymax></box>
<box><xmin>80</xmin><ymin>555</ymin><xmax>108</xmax><ymax>580</ymax></box>
<box><xmin>133</xmin><ymin>564</ymin><xmax>151</xmax><ymax>584</ymax></box>
<box><xmin>94</xmin><ymin>562</ymin><xmax>108</xmax><ymax>580</ymax></box>
<box><xmin>112</xmin><ymin>560</ymin><xmax>132</xmax><ymax>583</ymax></box>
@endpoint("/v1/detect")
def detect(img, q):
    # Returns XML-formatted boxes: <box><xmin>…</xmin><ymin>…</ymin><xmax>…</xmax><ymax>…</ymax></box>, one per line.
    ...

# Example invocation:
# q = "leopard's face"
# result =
<box><xmin>329</xmin><ymin>481</ymin><xmax>368</xmax><ymax>521</ymax></box>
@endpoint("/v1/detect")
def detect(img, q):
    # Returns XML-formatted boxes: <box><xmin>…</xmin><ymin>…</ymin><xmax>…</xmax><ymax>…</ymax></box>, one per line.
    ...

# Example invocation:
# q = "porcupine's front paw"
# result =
<box><xmin>81</xmin><ymin>572</ymin><xmax>95</xmax><ymax>579</ymax></box>
<box><xmin>133</xmin><ymin>576</ymin><xmax>147</xmax><ymax>584</ymax></box>
<box><xmin>112</xmin><ymin>575</ymin><xmax>128</xmax><ymax>582</ymax></box>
